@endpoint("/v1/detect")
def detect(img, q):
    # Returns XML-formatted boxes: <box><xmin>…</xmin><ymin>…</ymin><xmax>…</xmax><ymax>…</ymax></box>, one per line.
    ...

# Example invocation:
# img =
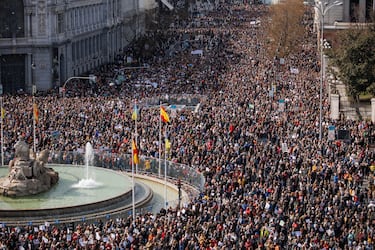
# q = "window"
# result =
<box><xmin>75</xmin><ymin>9</ymin><xmax>78</xmax><ymax>28</ymax></box>
<box><xmin>57</xmin><ymin>13</ymin><xmax>64</xmax><ymax>33</ymax></box>
<box><xmin>89</xmin><ymin>37</ymin><xmax>92</xmax><ymax>55</ymax></box>
<box><xmin>72</xmin><ymin>42</ymin><xmax>76</xmax><ymax>62</ymax></box>
<box><xmin>0</xmin><ymin>0</ymin><xmax>25</xmax><ymax>38</ymax></box>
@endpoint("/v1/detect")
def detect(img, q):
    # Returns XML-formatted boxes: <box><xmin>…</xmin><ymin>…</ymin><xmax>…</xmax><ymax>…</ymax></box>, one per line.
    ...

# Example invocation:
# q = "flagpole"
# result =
<box><xmin>160</xmin><ymin>103</ymin><xmax>170</xmax><ymax>210</ymax></box>
<box><xmin>0</xmin><ymin>95</ymin><xmax>3</xmax><ymax>167</ymax></box>
<box><xmin>131</xmin><ymin>136</ymin><xmax>135</xmax><ymax>222</ymax></box>
<box><xmin>158</xmin><ymin>101</ymin><xmax>161</xmax><ymax>178</ymax></box>
<box><xmin>134</xmin><ymin>163</ymin><xmax>137</xmax><ymax>221</ymax></box>
<box><xmin>32</xmin><ymin>95</ymin><xmax>36</xmax><ymax>154</ymax></box>
<box><xmin>164</xmin><ymin>132</ymin><xmax>167</xmax><ymax>210</ymax></box>
<box><xmin>134</xmin><ymin>99</ymin><xmax>138</xmax><ymax>174</ymax></box>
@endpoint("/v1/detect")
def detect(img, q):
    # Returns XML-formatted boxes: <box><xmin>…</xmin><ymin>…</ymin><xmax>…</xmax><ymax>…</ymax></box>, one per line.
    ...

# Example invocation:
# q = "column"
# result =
<box><xmin>343</xmin><ymin>0</ymin><xmax>350</xmax><ymax>22</ymax></box>
<box><xmin>359</xmin><ymin>0</ymin><xmax>366</xmax><ymax>22</ymax></box>
<box><xmin>330</xmin><ymin>94</ymin><xmax>340</xmax><ymax>120</ymax></box>
<box><xmin>27</xmin><ymin>53</ymin><xmax>33</xmax><ymax>93</ymax></box>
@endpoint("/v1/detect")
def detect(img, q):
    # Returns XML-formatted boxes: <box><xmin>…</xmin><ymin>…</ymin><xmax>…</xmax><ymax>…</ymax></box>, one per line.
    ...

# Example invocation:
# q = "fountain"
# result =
<box><xmin>85</xmin><ymin>142</ymin><xmax>94</xmax><ymax>179</ymax></box>
<box><xmin>0</xmin><ymin>141</ymin><xmax>153</xmax><ymax>225</ymax></box>
<box><xmin>72</xmin><ymin>142</ymin><xmax>102</xmax><ymax>188</ymax></box>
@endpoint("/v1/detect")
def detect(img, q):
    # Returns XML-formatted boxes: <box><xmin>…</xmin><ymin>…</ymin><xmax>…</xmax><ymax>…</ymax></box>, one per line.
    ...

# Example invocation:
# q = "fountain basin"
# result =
<box><xmin>0</xmin><ymin>165</ymin><xmax>152</xmax><ymax>225</ymax></box>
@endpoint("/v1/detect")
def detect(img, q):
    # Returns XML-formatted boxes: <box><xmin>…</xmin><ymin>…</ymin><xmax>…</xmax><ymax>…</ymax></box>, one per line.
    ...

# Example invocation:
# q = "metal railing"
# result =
<box><xmin>46</xmin><ymin>150</ymin><xmax>205</xmax><ymax>193</ymax></box>
<box><xmin>0</xmin><ymin>150</ymin><xmax>204</xmax><ymax>223</ymax></box>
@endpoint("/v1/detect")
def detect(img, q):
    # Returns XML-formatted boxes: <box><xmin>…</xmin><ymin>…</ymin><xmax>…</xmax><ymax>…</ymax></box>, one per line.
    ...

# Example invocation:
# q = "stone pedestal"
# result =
<box><xmin>330</xmin><ymin>94</ymin><xmax>340</xmax><ymax>120</ymax></box>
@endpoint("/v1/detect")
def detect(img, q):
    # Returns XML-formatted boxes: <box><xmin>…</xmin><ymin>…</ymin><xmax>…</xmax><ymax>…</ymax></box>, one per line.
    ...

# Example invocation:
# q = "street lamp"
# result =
<box><xmin>315</xmin><ymin>0</ymin><xmax>342</xmax><ymax>141</ymax></box>
<box><xmin>322</xmin><ymin>40</ymin><xmax>332</xmax><ymax>101</ymax></box>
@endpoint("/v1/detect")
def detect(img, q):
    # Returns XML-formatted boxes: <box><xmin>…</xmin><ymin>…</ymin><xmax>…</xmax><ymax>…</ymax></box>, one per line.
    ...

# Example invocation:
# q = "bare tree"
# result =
<box><xmin>265</xmin><ymin>0</ymin><xmax>305</xmax><ymax>59</ymax></box>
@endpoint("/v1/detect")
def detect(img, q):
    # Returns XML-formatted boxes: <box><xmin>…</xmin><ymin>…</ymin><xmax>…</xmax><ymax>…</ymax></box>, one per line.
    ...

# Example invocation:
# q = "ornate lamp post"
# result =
<box><xmin>314</xmin><ymin>0</ymin><xmax>342</xmax><ymax>141</ymax></box>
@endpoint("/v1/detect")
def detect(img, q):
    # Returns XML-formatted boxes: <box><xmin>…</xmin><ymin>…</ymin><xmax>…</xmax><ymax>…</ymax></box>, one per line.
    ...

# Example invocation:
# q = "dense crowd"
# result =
<box><xmin>1</xmin><ymin>1</ymin><xmax>375</xmax><ymax>249</ymax></box>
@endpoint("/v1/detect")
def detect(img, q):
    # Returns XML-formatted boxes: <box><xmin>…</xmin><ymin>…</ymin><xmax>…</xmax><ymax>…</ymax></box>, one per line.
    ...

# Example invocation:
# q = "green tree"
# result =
<box><xmin>329</xmin><ymin>24</ymin><xmax>375</xmax><ymax>99</ymax></box>
<box><xmin>266</xmin><ymin>0</ymin><xmax>305</xmax><ymax>59</ymax></box>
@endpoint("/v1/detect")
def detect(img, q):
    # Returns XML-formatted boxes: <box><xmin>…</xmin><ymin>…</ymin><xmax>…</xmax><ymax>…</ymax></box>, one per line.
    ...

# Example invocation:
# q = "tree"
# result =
<box><xmin>266</xmin><ymin>0</ymin><xmax>306</xmax><ymax>59</ymax></box>
<box><xmin>328</xmin><ymin>24</ymin><xmax>375</xmax><ymax>99</ymax></box>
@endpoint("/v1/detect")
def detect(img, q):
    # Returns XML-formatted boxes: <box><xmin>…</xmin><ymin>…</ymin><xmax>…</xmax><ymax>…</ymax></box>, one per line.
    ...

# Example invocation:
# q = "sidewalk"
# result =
<box><xmin>333</xmin><ymin>80</ymin><xmax>372</xmax><ymax>121</ymax></box>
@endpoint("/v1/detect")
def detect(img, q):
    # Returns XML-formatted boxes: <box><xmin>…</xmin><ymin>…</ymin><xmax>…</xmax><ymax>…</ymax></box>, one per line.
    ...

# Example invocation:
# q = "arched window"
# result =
<box><xmin>0</xmin><ymin>0</ymin><xmax>25</xmax><ymax>38</ymax></box>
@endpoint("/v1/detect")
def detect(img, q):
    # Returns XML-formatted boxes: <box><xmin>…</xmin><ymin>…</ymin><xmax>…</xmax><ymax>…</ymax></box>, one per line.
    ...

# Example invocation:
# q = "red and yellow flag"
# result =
<box><xmin>160</xmin><ymin>106</ymin><xmax>170</xmax><ymax>123</ymax></box>
<box><xmin>132</xmin><ymin>139</ymin><xmax>139</xmax><ymax>165</ymax></box>
<box><xmin>33</xmin><ymin>103</ymin><xmax>39</xmax><ymax>123</ymax></box>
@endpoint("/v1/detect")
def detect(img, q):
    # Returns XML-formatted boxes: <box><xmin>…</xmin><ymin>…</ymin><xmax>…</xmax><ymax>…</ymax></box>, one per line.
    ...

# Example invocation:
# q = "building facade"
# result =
<box><xmin>315</xmin><ymin>0</ymin><xmax>375</xmax><ymax>27</ymax></box>
<box><xmin>0</xmin><ymin>0</ymin><xmax>148</xmax><ymax>94</ymax></box>
<box><xmin>344</xmin><ymin>0</ymin><xmax>375</xmax><ymax>23</ymax></box>
<box><xmin>313</xmin><ymin>0</ymin><xmax>375</xmax><ymax>48</ymax></box>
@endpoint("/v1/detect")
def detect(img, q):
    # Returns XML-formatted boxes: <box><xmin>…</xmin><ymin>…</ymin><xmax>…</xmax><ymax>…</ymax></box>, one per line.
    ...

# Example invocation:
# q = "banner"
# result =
<box><xmin>191</xmin><ymin>50</ymin><xmax>203</xmax><ymax>56</ymax></box>
<box><xmin>328</xmin><ymin>125</ymin><xmax>335</xmax><ymax>141</ymax></box>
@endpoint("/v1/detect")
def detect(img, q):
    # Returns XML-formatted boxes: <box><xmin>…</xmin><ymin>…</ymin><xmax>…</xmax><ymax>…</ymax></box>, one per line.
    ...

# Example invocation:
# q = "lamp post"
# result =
<box><xmin>315</xmin><ymin>0</ymin><xmax>342</xmax><ymax>141</ymax></box>
<box><xmin>322</xmin><ymin>40</ymin><xmax>332</xmax><ymax>101</ymax></box>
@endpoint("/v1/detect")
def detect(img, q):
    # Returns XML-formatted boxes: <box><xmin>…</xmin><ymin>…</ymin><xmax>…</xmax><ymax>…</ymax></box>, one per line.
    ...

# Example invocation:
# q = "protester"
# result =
<box><xmin>0</xmin><ymin>2</ymin><xmax>374</xmax><ymax>249</ymax></box>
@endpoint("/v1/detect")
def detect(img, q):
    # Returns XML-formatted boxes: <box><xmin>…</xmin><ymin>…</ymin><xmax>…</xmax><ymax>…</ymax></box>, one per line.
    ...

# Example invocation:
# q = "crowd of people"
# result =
<box><xmin>1</xmin><ymin>1</ymin><xmax>375</xmax><ymax>249</ymax></box>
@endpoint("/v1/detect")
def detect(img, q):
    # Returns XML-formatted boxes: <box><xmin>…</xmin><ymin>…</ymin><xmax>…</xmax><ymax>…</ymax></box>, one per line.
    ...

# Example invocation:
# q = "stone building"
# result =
<box><xmin>344</xmin><ymin>0</ymin><xmax>375</xmax><ymax>23</ymax></box>
<box><xmin>315</xmin><ymin>0</ymin><xmax>375</xmax><ymax>32</ymax></box>
<box><xmin>0</xmin><ymin>0</ymin><xmax>153</xmax><ymax>93</ymax></box>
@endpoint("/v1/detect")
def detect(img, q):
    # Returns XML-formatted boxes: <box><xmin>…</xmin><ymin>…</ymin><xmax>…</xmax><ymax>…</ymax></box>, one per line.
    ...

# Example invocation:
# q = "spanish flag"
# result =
<box><xmin>131</xmin><ymin>104</ymin><xmax>139</xmax><ymax>121</ymax></box>
<box><xmin>132</xmin><ymin>139</ymin><xmax>139</xmax><ymax>165</ymax></box>
<box><xmin>160</xmin><ymin>106</ymin><xmax>170</xmax><ymax>123</ymax></box>
<box><xmin>33</xmin><ymin>103</ymin><xmax>39</xmax><ymax>123</ymax></box>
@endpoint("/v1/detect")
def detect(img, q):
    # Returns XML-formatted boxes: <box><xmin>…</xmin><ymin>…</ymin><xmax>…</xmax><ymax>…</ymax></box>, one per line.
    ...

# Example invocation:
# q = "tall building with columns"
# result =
<box><xmin>314</xmin><ymin>0</ymin><xmax>374</xmax><ymax>45</ymax></box>
<box><xmin>0</xmin><ymin>0</ymin><xmax>152</xmax><ymax>94</ymax></box>
<box><xmin>320</xmin><ymin>0</ymin><xmax>374</xmax><ymax>24</ymax></box>
<box><xmin>344</xmin><ymin>0</ymin><xmax>375</xmax><ymax>22</ymax></box>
